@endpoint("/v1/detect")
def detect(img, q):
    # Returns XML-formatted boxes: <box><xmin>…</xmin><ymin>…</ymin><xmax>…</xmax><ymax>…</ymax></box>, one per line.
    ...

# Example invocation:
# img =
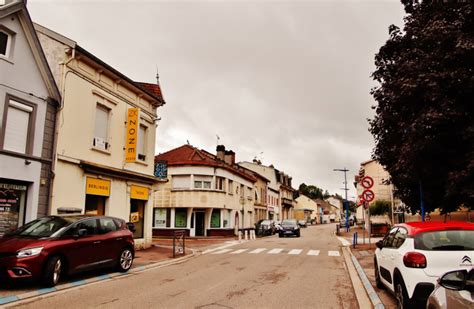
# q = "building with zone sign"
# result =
<box><xmin>35</xmin><ymin>24</ymin><xmax>165</xmax><ymax>249</ymax></box>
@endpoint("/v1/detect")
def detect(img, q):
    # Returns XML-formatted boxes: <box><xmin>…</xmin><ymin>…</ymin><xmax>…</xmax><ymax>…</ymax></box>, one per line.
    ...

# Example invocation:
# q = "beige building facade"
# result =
<box><xmin>35</xmin><ymin>24</ymin><xmax>164</xmax><ymax>249</ymax></box>
<box><xmin>294</xmin><ymin>195</ymin><xmax>319</xmax><ymax>223</ymax></box>
<box><xmin>154</xmin><ymin>145</ymin><xmax>256</xmax><ymax>237</ymax></box>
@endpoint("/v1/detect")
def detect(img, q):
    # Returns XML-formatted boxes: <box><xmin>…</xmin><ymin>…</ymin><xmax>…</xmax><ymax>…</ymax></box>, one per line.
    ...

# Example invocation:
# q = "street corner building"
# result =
<box><xmin>0</xmin><ymin>0</ymin><xmax>61</xmax><ymax>235</ymax></box>
<box><xmin>32</xmin><ymin>23</ymin><xmax>166</xmax><ymax>249</ymax></box>
<box><xmin>153</xmin><ymin>145</ymin><xmax>261</xmax><ymax>237</ymax></box>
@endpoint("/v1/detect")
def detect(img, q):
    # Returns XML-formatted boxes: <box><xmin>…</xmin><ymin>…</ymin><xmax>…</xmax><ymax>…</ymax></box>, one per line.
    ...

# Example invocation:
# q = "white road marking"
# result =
<box><xmin>212</xmin><ymin>249</ymin><xmax>233</xmax><ymax>254</ymax></box>
<box><xmin>288</xmin><ymin>249</ymin><xmax>303</xmax><ymax>255</ymax></box>
<box><xmin>267</xmin><ymin>248</ymin><xmax>284</xmax><ymax>254</ymax></box>
<box><xmin>230</xmin><ymin>249</ymin><xmax>249</xmax><ymax>254</ymax></box>
<box><xmin>328</xmin><ymin>251</ymin><xmax>341</xmax><ymax>257</ymax></box>
<box><xmin>248</xmin><ymin>248</ymin><xmax>266</xmax><ymax>254</ymax></box>
<box><xmin>202</xmin><ymin>241</ymin><xmax>241</xmax><ymax>254</ymax></box>
<box><xmin>307</xmin><ymin>250</ymin><xmax>320</xmax><ymax>256</ymax></box>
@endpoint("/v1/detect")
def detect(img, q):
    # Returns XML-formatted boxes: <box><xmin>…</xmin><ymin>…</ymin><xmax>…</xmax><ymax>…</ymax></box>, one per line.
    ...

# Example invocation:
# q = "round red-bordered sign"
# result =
<box><xmin>362</xmin><ymin>189</ymin><xmax>375</xmax><ymax>203</ymax></box>
<box><xmin>361</xmin><ymin>176</ymin><xmax>374</xmax><ymax>189</ymax></box>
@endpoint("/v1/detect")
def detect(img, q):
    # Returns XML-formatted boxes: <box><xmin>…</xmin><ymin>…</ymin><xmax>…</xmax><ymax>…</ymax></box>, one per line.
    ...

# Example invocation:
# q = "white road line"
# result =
<box><xmin>230</xmin><ymin>249</ymin><xmax>249</xmax><ymax>254</ymax></box>
<box><xmin>212</xmin><ymin>249</ymin><xmax>233</xmax><ymax>254</ymax></box>
<box><xmin>202</xmin><ymin>241</ymin><xmax>241</xmax><ymax>254</ymax></box>
<box><xmin>267</xmin><ymin>248</ymin><xmax>284</xmax><ymax>254</ymax></box>
<box><xmin>328</xmin><ymin>250</ymin><xmax>341</xmax><ymax>257</ymax></box>
<box><xmin>288</xmin><ymin>249</ymin><xmax>303</xmax><ymax>255</ymax></box>
<box><xmin>307</xmin><ymin>250</ymin><xmax>320</xmax><ymax>256</ymax></box>
<box><xmin>248</xmin><ymin>248</ymin><xmax>266</xmax><ymax>254</ymax></box>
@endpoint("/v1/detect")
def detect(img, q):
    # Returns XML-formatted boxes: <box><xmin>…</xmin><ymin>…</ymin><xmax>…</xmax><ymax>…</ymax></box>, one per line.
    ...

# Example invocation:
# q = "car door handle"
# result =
<box><xmin>93</xmin><ymin>241</ymin><xmax>101</xmax><ymax>244</ymax></box>
<box><xmin>116</xmin><ymin>237</ymin><xmax>122</xmax><ymax>240</ymax></box>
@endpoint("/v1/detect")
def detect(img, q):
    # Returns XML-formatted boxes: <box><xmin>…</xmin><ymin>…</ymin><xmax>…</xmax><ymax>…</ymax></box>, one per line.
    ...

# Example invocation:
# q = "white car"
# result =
<box><xmin>374</xmin><ymin>221</ymin><xmax>474</xmax><ymax>308</ymax></box>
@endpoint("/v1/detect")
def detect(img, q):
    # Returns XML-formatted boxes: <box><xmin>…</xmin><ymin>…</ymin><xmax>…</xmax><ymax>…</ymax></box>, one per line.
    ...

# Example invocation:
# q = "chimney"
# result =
<box><xmin>216</xmin><ymin>145</ymin><xmax>225</xmax><ymax>161</ymax></box>
<box><xmin>224</xmin><ymin>150</ymin><xmax>235</xmax><ymax>165</ymax></box>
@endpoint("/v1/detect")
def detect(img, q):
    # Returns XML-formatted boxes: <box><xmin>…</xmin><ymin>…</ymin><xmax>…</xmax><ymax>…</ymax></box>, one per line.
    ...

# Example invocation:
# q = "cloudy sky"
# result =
<box><xmin>28</xmin><ymin>0</ymin><xmax>405</xmax><ymax>199</ymax></box>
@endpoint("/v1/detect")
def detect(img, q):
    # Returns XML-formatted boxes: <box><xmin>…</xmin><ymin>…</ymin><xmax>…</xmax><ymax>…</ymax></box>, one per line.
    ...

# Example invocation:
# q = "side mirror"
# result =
<box><xmin>439</xmin><ymin>270</ymin><xmax>467</xmax><ymax>291</ymax></box>
<box><xmin>376</xmin><ymin>240</ymin><xmax>384</xmax><ymax>249</ymax></box>
<box><xmin>126</xmin><ymin>222</ymin><xmax>136</xmax><ymax>233</ymax></box>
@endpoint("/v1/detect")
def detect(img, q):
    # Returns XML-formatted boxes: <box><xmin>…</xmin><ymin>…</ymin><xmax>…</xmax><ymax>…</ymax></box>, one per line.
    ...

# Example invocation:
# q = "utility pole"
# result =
<box><xmin>334</xmin><ymin>168</ymin><xmax>350</xmax><ymax>232</ymax></box>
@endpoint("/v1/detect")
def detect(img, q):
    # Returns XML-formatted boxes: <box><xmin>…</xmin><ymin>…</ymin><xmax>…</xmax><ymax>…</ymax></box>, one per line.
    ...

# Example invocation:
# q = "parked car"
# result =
<box><xmin>0</xmin><ymin>215</ymin><xmax>135</xmax><ymax>287</ymax></box>
<box><xmin>374</xmin><ymin>221</ymin><xmax>474</xmax><ymax>308</ymax></box>
<box><xmin>297</xmin><ymin>220</ymin><xmax>308</xmax><ymax>228</ymax></box>
<box><xmin>278</xmin><ymin>219</ymin><xmax>300</xmax><ymax>237</ymax></box>
<box><xmin>255</xmin><ymin>220</ymin><xmax>276</xmax><ymax>236</ymax></box>
<box><xmin>426</xmin><ymin>269</ymin><xmax>473</xmax><ymax>309</ymax></box>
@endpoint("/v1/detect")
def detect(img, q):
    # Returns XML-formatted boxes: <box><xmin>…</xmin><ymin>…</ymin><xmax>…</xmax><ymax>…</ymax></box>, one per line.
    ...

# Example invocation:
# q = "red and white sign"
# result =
<box><xmin>361</xmin><ymin>176</ymin><xmax>374</xmax><ymax>189</ymax></box>
<box><xmin>362</xmin><ymin>189</ymin><xmax>375</xmax><ymax>203</ymax></box>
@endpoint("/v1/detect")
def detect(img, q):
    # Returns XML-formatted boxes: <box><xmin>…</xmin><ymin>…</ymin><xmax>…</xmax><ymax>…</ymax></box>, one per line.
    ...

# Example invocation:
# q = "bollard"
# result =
<box><xmin>244</xmin><ymin>230</ymin><xmax>248</xmax><ymax>240</ymax></box>
<box><xmin>251</xmin><ymin>230</ymin><xmax>255</xmax><ymax>240</ymax></box>
<box><xmin>353</xmin><ymin>232</ymin><xmax>358</xmax><ymax>248</ymax></box>
<box><xmin>336</xmin><ymin>224</ymin><xmax>340</xmax><ymax>235</ymax></box>
<box><xmin>238</xmin><ymin>230</ymin><xmax>242</xmax><ymax>242</ymax></box>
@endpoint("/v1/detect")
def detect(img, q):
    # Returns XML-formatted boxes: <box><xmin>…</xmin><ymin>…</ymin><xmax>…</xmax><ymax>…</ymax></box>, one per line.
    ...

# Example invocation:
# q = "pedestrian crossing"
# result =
<box><xmin>207</xmin><ymin>248</ymin><xmax>340</xmax><ymax>257</ymax></box>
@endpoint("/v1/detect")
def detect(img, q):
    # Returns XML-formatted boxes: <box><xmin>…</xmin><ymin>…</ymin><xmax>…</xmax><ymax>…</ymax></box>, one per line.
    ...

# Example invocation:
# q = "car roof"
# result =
<box><xmin>397</xmin><ymin>221</ymin><xmax>474</xmax><ymax>236</ymax></box>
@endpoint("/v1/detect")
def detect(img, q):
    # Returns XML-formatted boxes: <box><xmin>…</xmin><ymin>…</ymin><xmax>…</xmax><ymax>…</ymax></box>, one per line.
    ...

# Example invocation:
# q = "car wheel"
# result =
<box><xmin>117</xmin><ymin>247</ymin><xmax>134</xmax><ymax>272</ymax></box>
<box><xmin>42</xmin><ymin>256</ymin><xmax>63</xmax><ymax>287</ymax></box>
<box><xmin>278</xmin><ymin>233</ymin><xmax>282</xmax><ymax>238</ymax></box>
<box><xmin>296</xmin><ymin>232</ymin><xmax>300</xmax><ymax>237</ymax></box>
<box><xmin>374</xmin><ymin>260</ymin><xmax>384</xmax><ymax>289</ymax></box>
<box><xmin>395</xmin><ymin>278</ymin><xmax>411</xmax><ymax>309</ymax></box>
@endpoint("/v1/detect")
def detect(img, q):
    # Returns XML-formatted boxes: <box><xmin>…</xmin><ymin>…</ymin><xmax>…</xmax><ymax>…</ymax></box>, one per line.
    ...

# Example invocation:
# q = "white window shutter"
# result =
<box><xmin>94</xmin><ymin>106</ymin><xmax>108</xmax><ymax>140</ymax></box>
<box><xmin>4</xmin><ymin>105</ymin><xmax>30</xmax><ymax>153</ymax></box>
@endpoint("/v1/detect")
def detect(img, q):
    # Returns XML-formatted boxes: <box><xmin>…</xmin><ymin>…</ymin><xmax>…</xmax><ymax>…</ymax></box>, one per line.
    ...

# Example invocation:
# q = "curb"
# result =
<box><xmin>349</xmin><ymin>251</ymin><xmax>385</xmax><ymax>309</ymax></box>
<box><xmin>336</xmin><ymin>233</ymin><xmax>384</xmax><ymax>309</ymax></box>
<box><xmin>0</xmin><ymin>248</ymin><xmax>197</xmax><ymax>307</ymax></box>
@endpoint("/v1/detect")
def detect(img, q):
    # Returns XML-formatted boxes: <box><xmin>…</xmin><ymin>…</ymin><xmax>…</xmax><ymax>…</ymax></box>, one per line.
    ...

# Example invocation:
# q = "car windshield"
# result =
<box><xmin>281</xmin><ymin>220</ymin><xmax>297</xmax><ymax>226</ymax></box>
<box><xmin>5</xmin><ymin>217</ymin><xmax>74</xmax><ymax>238</ymax></box>
<box><xmin>414</xmin><ymin>230</ymin><xmax>474</xmax><ymax>251</ymax></box>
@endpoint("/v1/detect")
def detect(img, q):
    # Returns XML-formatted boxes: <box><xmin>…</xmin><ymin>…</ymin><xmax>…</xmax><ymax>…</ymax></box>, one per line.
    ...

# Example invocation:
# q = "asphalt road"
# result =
<box><xmin>10</xmin><ymin>224</ymin><xmax>358</xmax><ymax>309</ymax></box>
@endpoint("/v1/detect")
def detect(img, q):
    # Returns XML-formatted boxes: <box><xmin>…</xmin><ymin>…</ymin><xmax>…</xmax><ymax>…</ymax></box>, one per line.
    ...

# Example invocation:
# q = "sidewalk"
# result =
<box><xmin>338</xmin><ymin>226</ymin><xmax>396</xmax><ymax>309</ymax></box>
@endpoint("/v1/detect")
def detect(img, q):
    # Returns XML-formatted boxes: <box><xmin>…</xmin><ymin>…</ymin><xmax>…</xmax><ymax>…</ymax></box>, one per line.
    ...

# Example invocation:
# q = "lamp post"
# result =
<box><xmin>334</xmin><ymin>168</ymin><xmax>350</xmax><ymax>231</ymax></box>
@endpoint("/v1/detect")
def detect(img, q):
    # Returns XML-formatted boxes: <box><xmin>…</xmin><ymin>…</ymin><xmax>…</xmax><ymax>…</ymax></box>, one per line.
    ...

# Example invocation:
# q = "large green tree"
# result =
<box><xmin>369</xmin><ymin>0</ymin><xmax>473</xmax><ymax>214</ymax></box>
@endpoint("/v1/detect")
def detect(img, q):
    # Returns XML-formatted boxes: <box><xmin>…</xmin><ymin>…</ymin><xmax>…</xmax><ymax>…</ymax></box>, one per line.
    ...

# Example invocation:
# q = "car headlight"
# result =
<box><xmin>17</xmin><ymin>247</ymin><xmax>43</xmax><ymax>258</ymax></box>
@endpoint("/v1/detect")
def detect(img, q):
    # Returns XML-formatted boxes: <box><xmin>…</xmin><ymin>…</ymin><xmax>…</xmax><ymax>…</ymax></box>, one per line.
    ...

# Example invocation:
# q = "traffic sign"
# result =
<box><xmin>361</xmin><ymin>176</ymin><xmax>374</xmax><ymax>189</ymax></box>
<box><xmin>362</xmin><ymin>189</ymin><xmax>375</xmax><ymax>203</ymax></box>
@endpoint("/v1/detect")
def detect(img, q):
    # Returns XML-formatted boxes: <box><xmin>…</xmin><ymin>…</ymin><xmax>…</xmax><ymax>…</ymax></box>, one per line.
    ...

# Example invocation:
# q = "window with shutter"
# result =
<box><xmin>137</xmin><ymin>125</ymin><xmax>147</xmax><ymax>161</ymax></box>
<box><xmin>3</xmin><ymin>100</ymin><xmax>33</xmax><ymax>154</ymax></box>
<box><xmin>93</xmin><ymin>105</ymin><xmax>109</xmax><ymax>150</ymax></box>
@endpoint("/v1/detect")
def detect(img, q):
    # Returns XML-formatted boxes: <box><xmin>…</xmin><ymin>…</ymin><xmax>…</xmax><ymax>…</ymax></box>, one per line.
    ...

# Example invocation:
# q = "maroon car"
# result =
<box><xmin>0</xmin><ymin>215</ymin><xmax>135</xmax><ymax>286</ymax></box>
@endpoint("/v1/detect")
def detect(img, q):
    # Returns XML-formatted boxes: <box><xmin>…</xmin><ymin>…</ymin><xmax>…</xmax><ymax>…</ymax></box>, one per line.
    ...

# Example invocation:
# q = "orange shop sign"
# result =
<box><xmin>130</xmin><ymin>185</ymin><xmax>149</xmax><ymax>200</ymax></box>
<box><xmin>125</xmin><ymin>108</ymin><xmax>139</xmax><ymax>163</ymax></box>
<box><xmin>86</xmin><ymin>177</ymin><xmax>111</xmax><ymax>196</ymax></box>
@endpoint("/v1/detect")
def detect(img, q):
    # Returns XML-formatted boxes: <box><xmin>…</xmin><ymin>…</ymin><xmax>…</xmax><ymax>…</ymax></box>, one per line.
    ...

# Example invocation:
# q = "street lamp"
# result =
<box><xmin>334</xmin><ymin>168</ymin><xmax>350</xmax><ymax>231</ymax></box>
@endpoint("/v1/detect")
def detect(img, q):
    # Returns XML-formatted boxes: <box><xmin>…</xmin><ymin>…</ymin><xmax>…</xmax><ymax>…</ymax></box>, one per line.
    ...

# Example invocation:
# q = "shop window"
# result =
<box><xmin>175</xmin><ymin>208</ymin><xmax>187</xmax><ymax>228</ymax></box>
<box><xmin>0</xmin><ymin>182</ymin><xmax>27</xmax><ymax>236</ymax></box>
<box><xmin>2</xmin><ymin>99</ymin><xmax>35</xmax><ymax>154</ymax></box>
<box><xmin>85</xmin><ymin>195</ymin><xmax>106</xmax><ymax>215</ymax></box>
<box><xmin>215</xmin><ymin>177</ymin><xmax>225</xmax><ymax>191</ymax></box>
<box><xmin>153</xmin><ymin>208</ymin><xmax>170</xmax><ymax>228</ymax></box>
<box><xmin>211</xmin><ymin>209</ymin><xmax>220</xmax><ymax>228</ymax></box>
<box><xmin>223</xmin><ymin>210</ymin><xmax>231</xmax><ymax>228</ymax></box>
<box><xmin>130</xmin><ymin>199</ymin><xmax>145</xmax><ymax>238</ymax></box>
<box><xmin>172</xmin><ymin>175</ymin><xmax>190</xmax><ymax>189</ymax></box>
<box><xmin>137</xmin><ymin>124</ymin><xmax>147</xmax><ymax>161</ymax></box>
<box><xmin>93</xmin><ymin>104</ymin><xmax>110</xmax><ymax>151</ymax></box>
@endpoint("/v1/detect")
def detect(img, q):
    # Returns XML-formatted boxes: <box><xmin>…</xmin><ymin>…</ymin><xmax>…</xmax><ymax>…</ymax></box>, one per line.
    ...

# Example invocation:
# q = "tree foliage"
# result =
<box><xmin>298</xmin><ymin>183</ymin><xmax>325</xmax><ymax>200</ymax></box>
<box><xmin>369</xmin><ymin>0</ymin><xmax>473</xmax><ymax>214</ymax></box>
<box><xmin>369</xmin><ymin>200</ymin><xmax>392</xmax><ymax>216</ymax></box>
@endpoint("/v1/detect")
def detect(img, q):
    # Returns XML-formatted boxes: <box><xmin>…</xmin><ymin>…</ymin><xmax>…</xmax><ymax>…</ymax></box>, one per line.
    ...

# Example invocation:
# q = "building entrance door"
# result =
<box><xmin>195</xmin><ymin>211</ymin><xmax>205</xmax><ymax>236</ymax></box>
